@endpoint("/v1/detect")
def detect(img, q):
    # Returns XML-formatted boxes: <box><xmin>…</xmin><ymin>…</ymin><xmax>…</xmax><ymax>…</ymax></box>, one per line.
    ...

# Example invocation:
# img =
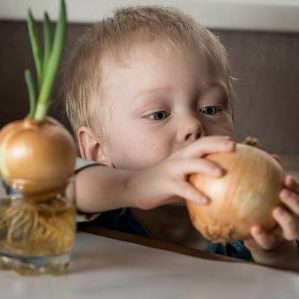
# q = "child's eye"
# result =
<box><xmin>199</xmin><ymin>106</ymin><xmax>223</xmax><ymax>115</ymax></box>
<box><xmin>145</xmin><ymin>111</ymin><xmax>170</xmax><ymax>120</ymax></box>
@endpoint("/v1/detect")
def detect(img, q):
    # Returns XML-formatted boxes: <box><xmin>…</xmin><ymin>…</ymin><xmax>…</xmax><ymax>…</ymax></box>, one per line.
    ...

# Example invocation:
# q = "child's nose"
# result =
<box><xmin>176</xmin><ymin>113</ymin><xmax>203</xmax><ymax>145</ymax></box>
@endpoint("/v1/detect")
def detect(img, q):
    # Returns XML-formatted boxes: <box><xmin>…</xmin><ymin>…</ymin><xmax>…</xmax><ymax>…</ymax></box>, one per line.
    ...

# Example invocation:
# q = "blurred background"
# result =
<box><xmin>0</xmin><ymin>0</ymin><xmax>298</xmax><ymax>155</ymax></box>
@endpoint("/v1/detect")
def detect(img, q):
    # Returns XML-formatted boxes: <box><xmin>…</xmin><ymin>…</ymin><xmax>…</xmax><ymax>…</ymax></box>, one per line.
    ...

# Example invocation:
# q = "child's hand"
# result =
<box><xmin>244</xmin><ymin>175</ymin><xmax>299</xmax><ymax>269</ymax></box>
<box><xmin>127</xmin><ymin>136</ymin><xmax>235</xmax><ymax>210</ymax></box>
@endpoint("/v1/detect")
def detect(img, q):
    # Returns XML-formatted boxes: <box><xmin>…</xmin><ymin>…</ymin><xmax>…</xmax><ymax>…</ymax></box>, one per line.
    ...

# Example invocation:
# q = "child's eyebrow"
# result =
<box><xmin>135</xmin><ymin>86</ymin><xmax>172</xmax><ymax>98</ymax></box>
<box><xmin>130</xmin><ymin>87</ymin><xmax>171</xmax><ymax>114</ymax></box>
<box><xmin>200</xmin><ymin>82</ymin><xmax>229</xmax><ymax>95</ymax></box>
<box><xmin>200</xmin><ymin>82</ymin><xmax>230</xmax><ymax>104</ymax></box>
<box><xmin>135</xmin><ymin>82</ymin><xmax>228</xmax><ymax>98</ymax></box>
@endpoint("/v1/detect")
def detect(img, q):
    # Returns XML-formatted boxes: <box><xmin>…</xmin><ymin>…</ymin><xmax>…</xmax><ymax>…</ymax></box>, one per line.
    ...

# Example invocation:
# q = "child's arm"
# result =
<box><xmin>75</xmin><ymin>136</ymin><xmax>235</xmax><ymax>213</ymax></box>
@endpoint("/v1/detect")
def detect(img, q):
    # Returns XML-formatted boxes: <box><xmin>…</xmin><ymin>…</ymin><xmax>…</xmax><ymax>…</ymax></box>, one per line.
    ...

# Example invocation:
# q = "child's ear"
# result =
<box><xmin>77</xmin><ymin>127</ymin><xmax>113</xmax><ymax>166</ymax></box>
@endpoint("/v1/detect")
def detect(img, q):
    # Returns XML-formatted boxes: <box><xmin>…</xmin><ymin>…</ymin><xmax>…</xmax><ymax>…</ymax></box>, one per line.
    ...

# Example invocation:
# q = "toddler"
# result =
<box><xmin>63</xmin><ymin>6</ymin><xmax>299</xmax><ymax>271</ymax></box>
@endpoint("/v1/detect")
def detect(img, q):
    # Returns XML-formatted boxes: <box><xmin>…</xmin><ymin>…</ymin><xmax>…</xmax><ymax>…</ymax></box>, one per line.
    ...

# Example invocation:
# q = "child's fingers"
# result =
<box><xmin>284</xmin><ymin>175</ymin><xmax>299</xmax><ymax>194</ymax></box>
<box><xmin>272</xmin><ymin>225</ymin><xmax>283</xmax><ymax>237</ymax></box>
<box><xmin>173</xmin><ymin>181</ymin><xmax>209</xmax><ymax>204</ymax></box>
<box><xmin>272</xmin><ymin>206</ymin><xmax>299</xmax><ymax>240</ymax></box>
<box><xmin>250</xmin><ymin>225</ymin><xmax>281</xmax><ymax>250</ymax></box>
<box><xmin>179</xmin><ymin>136</ymin><xmax>235</xmax><ymax>159</ymax></box>
<box><xmin>280</xmin><ymin>188</ymin><xmax>299</xmax><ymax>215</ymax></box>
<box><xmin>174</xmin><ymin>158</ymin><xmax>225</xmax><ymax>178</ymax></box>
<box><xmin>243</xmin><ymin>238</ymin><xmax>259</xmax><ymax>249</ymax></box>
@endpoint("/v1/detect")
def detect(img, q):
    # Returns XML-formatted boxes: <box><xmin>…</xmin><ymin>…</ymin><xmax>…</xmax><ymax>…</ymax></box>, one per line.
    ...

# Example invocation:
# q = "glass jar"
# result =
<box><xmin>0</xmin><ymin>177</ymin><xmax>76</xmax><ymax>275</ymax></box>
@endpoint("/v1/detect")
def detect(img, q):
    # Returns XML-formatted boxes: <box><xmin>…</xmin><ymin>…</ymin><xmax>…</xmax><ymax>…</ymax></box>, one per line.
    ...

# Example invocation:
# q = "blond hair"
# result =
<box><xmin>63</xmin><ymin>6</ymin><xmax>234</xmax><ymax>142</ymax></box>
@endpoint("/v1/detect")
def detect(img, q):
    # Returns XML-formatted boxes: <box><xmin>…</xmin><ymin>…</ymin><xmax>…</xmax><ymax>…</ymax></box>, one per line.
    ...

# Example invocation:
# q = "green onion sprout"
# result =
<box><xmin>25</xmin><ymin>0</ymin><xmax>67</xmax><ymax>122</ymax></box>
<box><xmin>24</xmin><ymin>69</ymin><xmax>37</xmax><ymax>118</ymax></box>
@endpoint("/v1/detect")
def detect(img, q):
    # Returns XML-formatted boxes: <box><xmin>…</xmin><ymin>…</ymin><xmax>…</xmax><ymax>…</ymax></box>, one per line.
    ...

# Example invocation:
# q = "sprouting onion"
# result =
<box><xmin>0</xmin><ymin>1</ymin><xmax>75</xmax><ymax>267</ymax></box>
<box><xmin>0</xmin><ymin>0</ymin><xmax>76</xmax><ymax>194</ymax></box>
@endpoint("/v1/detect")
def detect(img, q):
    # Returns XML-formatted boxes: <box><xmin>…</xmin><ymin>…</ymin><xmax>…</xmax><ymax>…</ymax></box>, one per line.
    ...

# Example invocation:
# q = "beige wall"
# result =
<box><xmin>0</xmin><ymin>21</ymin><xmax>298</xmax><ymax>154</ymax></box>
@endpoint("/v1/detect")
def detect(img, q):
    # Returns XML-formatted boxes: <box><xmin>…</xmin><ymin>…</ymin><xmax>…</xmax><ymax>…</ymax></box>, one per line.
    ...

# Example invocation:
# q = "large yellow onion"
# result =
<box><xmin>187</xmin><ymin>143</ymin><xmax>285</xmax><ymax>242</ymax></box>
<box><xmin>0</xmin><ymin>117</ymin><xmax>76</xmax><ymax>195</ymax></box>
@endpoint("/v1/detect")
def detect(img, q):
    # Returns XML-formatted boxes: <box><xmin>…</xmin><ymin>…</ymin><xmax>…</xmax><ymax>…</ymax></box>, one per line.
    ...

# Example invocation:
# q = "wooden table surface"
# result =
<box><xmin>79</xmin><ymin>225</ymin><xmax>237</xmax><ymax>263</ymax></box>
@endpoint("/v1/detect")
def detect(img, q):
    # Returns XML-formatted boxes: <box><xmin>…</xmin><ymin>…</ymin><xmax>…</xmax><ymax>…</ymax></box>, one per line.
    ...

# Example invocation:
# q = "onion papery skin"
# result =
<box><xmin>0</xmin><ymin>117</ymin><xmax>76</xmax><ymax>195</ymax></box>
<box><xmin>187</xmin><ymin>143</ymin><xmax>285</xmax><ymax>243</ymax></box>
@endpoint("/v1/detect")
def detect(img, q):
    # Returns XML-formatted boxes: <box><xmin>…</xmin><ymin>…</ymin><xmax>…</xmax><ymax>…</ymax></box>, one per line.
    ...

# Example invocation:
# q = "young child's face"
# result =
<box><xmin>94</xmin><ymin>40</ymin><xmax>234</xmax><ymax>170</ymax></box>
